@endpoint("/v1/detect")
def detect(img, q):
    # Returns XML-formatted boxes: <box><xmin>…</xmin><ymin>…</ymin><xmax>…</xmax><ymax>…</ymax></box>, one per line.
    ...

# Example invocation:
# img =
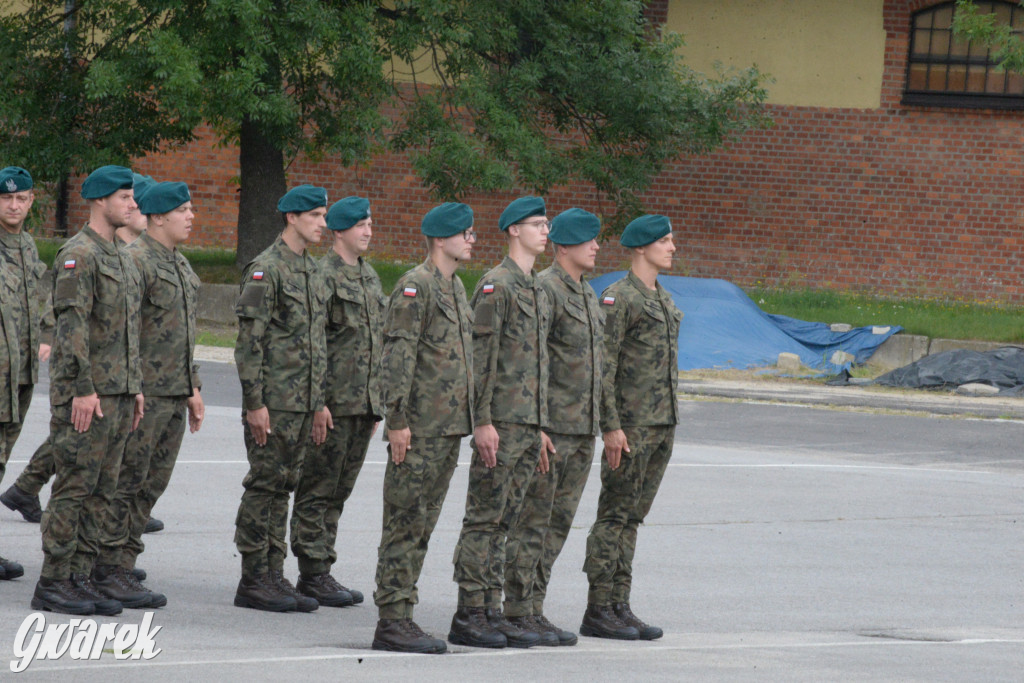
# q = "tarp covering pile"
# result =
<box><xmin>587</xmin><ymin>273</ymin><xmax>902</xmax><ymax>372</ymax></box>
<box><xmin>875</xmin><ymin>347</ymin><xmax>1024</xmax><ymax>395</ymax></box>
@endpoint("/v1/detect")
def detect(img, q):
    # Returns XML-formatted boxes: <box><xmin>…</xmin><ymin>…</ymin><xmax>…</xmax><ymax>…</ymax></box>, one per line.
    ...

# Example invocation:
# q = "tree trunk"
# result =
<box><xmin>236</xmin><ymin>116</ymin><xmax>286</xmax><ymax>266</ymax></box>
<box><xmin>54</xmin><ymin>173</ymin><xmax>70</xmax><ymax>237</ymax></box>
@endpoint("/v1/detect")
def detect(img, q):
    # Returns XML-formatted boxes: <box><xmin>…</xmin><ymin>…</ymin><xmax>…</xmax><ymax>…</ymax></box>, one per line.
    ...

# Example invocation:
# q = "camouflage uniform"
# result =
<box><xmin>234</xmin><ymin>236</ymin><xmax>327</xmax><ymax>578</ymax></box>
<box><xmin>97</xmin><ymin>231</ymin><xmax>201</xmax><ymax>569</ymax></box>
<box><xmin>0</xmin><ymin>229</ymin><xmax>52</xmax><ymax>477</ymax></box>
<box><xmin>0</xmin><ymin>262</ymin><xmax>21</xmax><ymax>465</ymax></box>
<box><xmin>374</xmin><ymin>259</ymin><xmax>473</xmax><ymax>619</ymax></box>
<box><xmin>291</xmin><ymin>251</ymin><xmax>385</xmax><ymax>576</ymax></box>
<box><xmin>453</xmin><ymin>256</ymin><xmax>549</xmax><ymax>609</ymax></box>
<box><xmin>504</xmin><ymin>261</ymin><xmax>602</xmax><ymax>617</ymax></box>
<box><xmin>584</xmin><ymin>271</ymin><xmax>681</xmax><ymax>604</ymax></box>
<box><xmin>12</xmin><ymin>438</ymin><xmax>54</xmax><ymax>497</ymax></box>
<box><xmin>41</xmin><ymin>225</ymin><xmax>142</xmax><ymax>580</ymax></box>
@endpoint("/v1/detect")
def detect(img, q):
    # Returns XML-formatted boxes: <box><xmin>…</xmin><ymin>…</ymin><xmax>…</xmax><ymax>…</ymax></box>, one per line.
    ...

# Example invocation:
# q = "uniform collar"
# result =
<box><xmin>139</xmin><ymin>231</ymin><xmax>176</xmax><ymax>260</ymax></box>
<box><xmin>500</xmin><ymin>255</ymin><xmax>534</xmax><ymax>285</ymax></box>
<box><xmin>626</xmin><ymin>270</ymin><xmax>661</xmax><ymax>299</ymax></box>
<box><xmin>273</xmin><ymin>235</ymin><xmax>309</xmax><ymax>271</ymax></box>
<box><xmin>551</xmin><ymin>260</ymin><xmax>584</xmax><ymax>293</ymax></box>
<box><xmin>82</xmin><ymin>224</ymin><xmax>118</xmax><ymax>255</ymax></box>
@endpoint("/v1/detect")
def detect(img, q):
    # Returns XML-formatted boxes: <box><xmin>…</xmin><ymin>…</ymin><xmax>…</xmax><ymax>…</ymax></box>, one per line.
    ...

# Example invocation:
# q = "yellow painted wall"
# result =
<box><xmin>668</xmin><ymin>0</ymin><xmax>886</xmax><ymax>108</ymax></box>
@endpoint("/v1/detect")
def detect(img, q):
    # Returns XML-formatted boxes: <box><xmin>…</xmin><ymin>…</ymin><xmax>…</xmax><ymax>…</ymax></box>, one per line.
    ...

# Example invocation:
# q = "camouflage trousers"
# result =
<box><xmin>291</xmin><ymin>412</ymin><xmax>376</xmax><ymax>576</ymax></box>
<box><xmin>0</xmin><ymin>383</ymin><xmax>34</xmax><ymax>483</ymax></box>
<box><xmin>13</xmin><ymin>433</ymin><xmax>55</xmax><ymax>496</ymax></box>
<box><xmin>40</xmin><ymin>395</ymin><xmax>135</xmax><ymax>580</ymax></box>
<box><xmin>98</xmin><ymin>396</ymin><xmax>187</xmax><ymax>569</ymax></box>
<box><xmin>374</xmin><ymin>435</ymin><xmax>461</xmax><ymax>619</ymax></box>
<box><xmin>235</xmin><ymin>408</ymin><xmax>313</xmax><ymax>577</ymax></box>
<box><xmin>584</xmin><ymin>424</ymin><xmax>674</xmax><ymax>605</ymax></box>
<box><xmin>453</xmin><ymin>421</ymin><xmax>541</xmax><ymax>608</ymax></box>
<box><xmin>504</xmin><ymin>432</ymin><xmax>595</xmax><ymax>617</ymax></box>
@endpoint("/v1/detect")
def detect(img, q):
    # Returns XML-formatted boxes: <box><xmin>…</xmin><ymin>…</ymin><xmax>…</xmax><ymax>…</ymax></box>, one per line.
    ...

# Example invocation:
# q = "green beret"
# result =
<box><xmin>327</xmin><ymin>196</ymin><xmax>371</xmax><ymax>231</ymax></box>
<box><xmin>0</xmin><ymin>166</ymin><xmax>32</xmax><ymax>194</ymax></box>
<box><xmin>139</xmin><ymin>181</ymin><xmax>191</xmax><ymax>215</ymax></box>
<box><xmin>132</xmin><ymin>173</ymin><xmax>157</xmax><ymax>205</ymax></box>
<box><xmin>277</xmin><ymin>184</ymin><xmax>328</xmax><ymax>214</ymax></box>
<box><xmin>549</xmin><ymin>208</ymin><xmax>600</xmax><ymax>245</ymax></box>
<box><xmin>499</xmin><ymin>195</ymin><xmax>545</xmax><ymax>232</ymax></box>
<box><xmin>421</xmin><ymin>202</ymin><xmax>473</xmax><ymax>237</ymax></box>
<box><xmin>81</xmin><ymin>165</ymin><xmax>134</xmax><ymax>200</ymax></box>
<box><xmin>621</xmin><ymin>214</ymin><xmax>671</xmax><ymax>248</ymax></box>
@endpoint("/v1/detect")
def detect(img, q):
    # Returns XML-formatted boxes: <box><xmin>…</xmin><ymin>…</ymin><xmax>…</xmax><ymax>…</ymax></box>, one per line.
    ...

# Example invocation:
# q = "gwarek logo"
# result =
<box><xmin>10</xmin><ymin>612</ymin><xmax>162</xmax><ymax>673</ymax></box>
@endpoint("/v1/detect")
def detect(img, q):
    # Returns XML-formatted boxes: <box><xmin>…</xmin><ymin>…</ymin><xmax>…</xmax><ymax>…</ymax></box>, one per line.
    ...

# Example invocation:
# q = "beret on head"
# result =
<box><xmin>327</xmin><ymin>196</ymin><xmax>371</xmax><ymax>231</ymax></box>
<box><xmin>139</xmin><ymin>181</ymin><xmax>191</xmax><ymax>215</ymax></box>
<box><xmin>421</xmin><ymin>202</ymin><xmax>473</xmax><ymax>238</ymax></box>
<box><xmin>0</xmin><ymin>166</ymin><xmax>32</xmax><ymax>194</ymax></box>
<box><xmin>277</xmin><ymin>184</ymin><xmax>328</xmax><ymax>214</ymax></box>
<box><xmin>81</xmin><ymin>165</ymin><xmax>134</xmax><ymax>200</ymax></box>
<box><xmin>132</xmin><ymin>174</ymin><xmax>157</xmax><ymax>205</ymax></box>
<box><xmin>620</xmin><ymin>214</ymin><xmax>671</xmax><ymax>248</ymax></box>
<box><xmin>548</xmin><ymin>208</ymin><xmax>600</xmax><ymax>246</ymax></box>
<box><xmin>498</xmin><ymin>195</ymin><xmax>545</xmax><ymax>232</ymax></box>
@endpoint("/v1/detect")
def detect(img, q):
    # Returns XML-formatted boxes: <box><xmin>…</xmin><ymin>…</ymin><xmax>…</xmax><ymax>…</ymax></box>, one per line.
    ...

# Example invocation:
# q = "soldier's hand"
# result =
<box><xmin>474</xmin><ymin>424</ymin><xmax>499</xmax><ymax>468</ymax></box>
<box><xmin>537</xmin><ymin>431</ymin><xmax>555</xmax><ymax>473</ymax></box>
<box><xmin>388</xmin><ymin>427</ymin><xmax>411</xmax><ymax>464</ymax></box>
<box><xmin>131</xmin><ymin>394</ymin><xmax>145</xmax><ymax>431</ymax></box>
<box><xmin>602</xmin><ymin>429</ymin><xmax>629</xmax><ymax>470</ymax></box>
<box><xmin>187</xmin><ymin>390</ymin><xmax>205</xmax><ymax>433</ymax></box>
<box><xmin>38</xmin><ymin>343</ymin><xmax>51</xmax><ymax>362</ymax></box>
<box><xmin>312</xmin><ymin>406</ymin><xmax>333</xmax><ymax>445</ymax></box>
<box><xmin>71</xmin><ymin>393</ymin><xmax>102</xmax><ymax>433</ymax></box>
<box><xmin>246</xmin><ymin>407</ymin><xmax>272</xmax><ymax>447</ymax></box>
<box><xmin>371</xmin><ymin>420</ymin><xmax>380</xmax><ymax>437</ymax></box>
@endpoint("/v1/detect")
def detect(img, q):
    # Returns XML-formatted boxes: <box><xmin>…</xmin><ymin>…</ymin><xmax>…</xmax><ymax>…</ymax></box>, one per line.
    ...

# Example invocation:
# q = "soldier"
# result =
<box><xmin>291</xmin><ymin>196</ymin><xmax>383</xmax><ymax>607</ymax></box>
<box><xmin>233</xmin><ymin>184</ymin><xmax>329</xmax><ymax>613</ymax></box>
<box><xmin>581</xmin><ymin>214</ymin><xmax>681</xmax><ymax>641</ymax></box>
<box><xmin>0</xmin><ymin>166</ymin><xmax>51</xmax><ymax>581</ymax></box>
<box><xmin>372</xmin><ymin>202</ymin><xmax>475</xmax><ymax>654</ymax></box>
<box><xmin>31</xmin><ymin>165</ymin><xmax>144</xmax><ymax>616</ymax></box>
<box><xmin>449</xmin><ymin>196</ymin><xmax>552</xmax><ymax>649</ymax></box>
<box><xmin>503</xmin><ymin>208</ymin><xmax>603</xmax><ymax>646</ymax></box>
<box><xmin>90</xmin><ymin>182</ymin><xmax>204</xmax><ymax>609</ymax></box>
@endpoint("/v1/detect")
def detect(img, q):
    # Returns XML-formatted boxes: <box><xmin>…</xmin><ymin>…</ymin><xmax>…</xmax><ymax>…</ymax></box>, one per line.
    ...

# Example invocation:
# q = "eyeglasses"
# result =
<box><xmin>517</xmin><ymin>220</ymin><xmax>550</xmax><ymax>230</ymax></box>
<box><xmin>461</xmin><ymin>229</ymin><xmax>476</xmax><ymax>241</ymax></box>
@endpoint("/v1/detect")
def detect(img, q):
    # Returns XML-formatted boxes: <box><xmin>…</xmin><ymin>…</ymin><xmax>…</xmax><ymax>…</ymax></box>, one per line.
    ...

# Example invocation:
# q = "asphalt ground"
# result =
<box><xmin>0</xmin><ymin>355</ymin><xmax>1021</xmax><ymax>680</ymax></box>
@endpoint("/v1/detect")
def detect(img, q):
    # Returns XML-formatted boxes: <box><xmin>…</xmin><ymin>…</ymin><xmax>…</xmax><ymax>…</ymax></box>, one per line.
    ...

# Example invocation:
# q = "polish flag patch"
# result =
<box><xmin>403</xmin><ymin>287</ymin><xmax>417</xmax><ymax>297</ymax></box>
<box><xmin>482</xmin><ymin>284</ymin><xmax>494</xmax><ymax>294</ymax></box>
<box><xmin>602</xmin><ymin>296</ymin><xmax>615</xmax><ymax>305</ymax></box>
<box><xmin>252</xmin><ymin>271</ymin><xmax>264</xmax><ymax>280</ymax></box>
<box><xmin>63</xmin><ymin>259</ymin><xmax>76</xmax><ymax>269</ymax></box>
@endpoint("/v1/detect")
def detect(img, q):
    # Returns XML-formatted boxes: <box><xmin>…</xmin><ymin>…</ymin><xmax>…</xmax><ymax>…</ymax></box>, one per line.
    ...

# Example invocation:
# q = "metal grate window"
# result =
<box><xmin>904</xmin><ymin>1</ymin><xmax>1024</xmax><ymax>108</ymax></box>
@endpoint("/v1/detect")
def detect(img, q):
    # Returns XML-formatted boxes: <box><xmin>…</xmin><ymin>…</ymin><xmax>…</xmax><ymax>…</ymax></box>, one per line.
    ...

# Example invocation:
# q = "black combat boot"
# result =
<box><xmin>448</xmin><ymin>606</ymin><xmax>507</xmax><ymax>648</ymax></box>
<box><xmin>296</xmin><ymin>573</ymin><xmax>354</xmax><ymax>607</ymax></box>
<box><xmin>31</xmin><ymin>577</ymin><xmax>96</xmax><ymax>615</ymax></box>
<box><xmin>123</xmin><ymin>567</ymin><xmax>167</xmax><ymax>608</ymax></box>
<box><xmin>579</xmin><ymin>603</ymin><xmax>640</xmax><ymax>640</ymax></box>
<box><xmin>234</xmin><ymin>573</ymin><xmax>297</xmax><ymax>612</ymax></box>
<box><xmin>0</xmin><ymin>555</ymin><xmax>24</xmax><ymax>580</ymax></box>
<box><xmin>507</xmin><ymin>615</ymin><xmax>559</xmax><ymax>646</ymax></box>
<box><xmin>269</xmin><ymin>570</ymin><xmax>318</xmax><ymax>612</ymax></box>
<box><xmin>92</xmin><ymin>565</ymin><xmax>153</xmax><ymax>609</ymax></box>
<box><xmin>131</xmin><ymin>566</ymin><xmax>147</xmax><ymax>581</ymax></box>
<box><xmin>71</xmin><ymin>573</ymin><xmax>123</xmax><ymax>616</ymax></box>
<box><xmin>144</xmin><ymin>517</ymin><xmax>164</xmax><ymax>533</ymax></box>
<box><xmin>485</xmin><ymin>607</ymin><xmax>541</xmax><ymax>648</ymax></box>
<box><xmin>1</xmin><ymin>484</ymin><xmax>41</xmax><ymax>523</ymax></box>
<box><xmin>372</xmin><ymin>619</ymin><xmax>447</xmax><ymax>654</ymax></box>
<box><xmin>613</xmin><ymin>602</ymin><xmax>663</xmax><ymax>640</ymax></box>
<box><xmin>533</xmin><ymin>614</ymin><xmax>578</xmax><ymax>646</ymax></box>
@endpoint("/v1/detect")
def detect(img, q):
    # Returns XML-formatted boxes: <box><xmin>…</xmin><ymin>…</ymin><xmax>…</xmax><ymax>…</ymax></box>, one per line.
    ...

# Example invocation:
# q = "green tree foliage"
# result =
<box><xmin>952</xmin><ymin>0</ymin><xmax>1024</xmax><ymax>72</ymax></box>
<box><xmin>0</xmin><ymin>0</ymin><xmax>768</xmax><ymax>263</ymax></box>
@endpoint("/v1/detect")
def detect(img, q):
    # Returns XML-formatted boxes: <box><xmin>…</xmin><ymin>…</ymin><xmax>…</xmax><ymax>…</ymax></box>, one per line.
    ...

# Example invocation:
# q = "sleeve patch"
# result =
<box><xmin>482</xmin><ymin>284</ymin><xmax>494</xmax><ymax>294</ymax></box>
<box><xmin>237</xmin><ymin>282</ymin><xmax>268</xmax><ymax>308</ymax></box>
<box><xmin>63</xmin><ymin>259</ymin><xmax>77</xmax><ymax>269</ymax></box>
<box><xmin>55</xmin><ymin>275</ymin><xmax>79</xmax><ymax>302</ymax></box>
<box><xmin>252</xmin><ymin>271</ymin><xmax>264</xmax><ymax>280</ymax></box>
<box><xmin>602</xmin><ymin>296</ymin><xmax>616</xmax><ymax>305</ymax></box>
<box><xmin>403</xmin><ymin>287</ymin><xmax>417</xmax><ymax>297</ymax></box>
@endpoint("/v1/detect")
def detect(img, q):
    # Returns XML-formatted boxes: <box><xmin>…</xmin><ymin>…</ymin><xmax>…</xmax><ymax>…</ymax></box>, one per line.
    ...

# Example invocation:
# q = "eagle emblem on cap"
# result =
<box><xmin>4</xmin><ymin>179</ymin><xmax>16</xmax><ymax>192</ymax></box>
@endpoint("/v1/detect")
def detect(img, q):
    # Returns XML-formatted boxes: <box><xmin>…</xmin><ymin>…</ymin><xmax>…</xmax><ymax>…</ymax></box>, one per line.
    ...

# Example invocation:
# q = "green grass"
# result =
<box><xmin>748</xmin><ymin>287</ymin><xmax>1024</xmax><ymax>344</ymax></box>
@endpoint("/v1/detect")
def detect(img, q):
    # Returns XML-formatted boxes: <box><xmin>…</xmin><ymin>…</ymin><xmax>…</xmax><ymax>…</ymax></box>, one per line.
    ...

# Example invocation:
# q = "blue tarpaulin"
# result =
<box><xmin>588</xmin><ymin>273</ymin><xmax>902</xmax><ymax>372</ymax></box>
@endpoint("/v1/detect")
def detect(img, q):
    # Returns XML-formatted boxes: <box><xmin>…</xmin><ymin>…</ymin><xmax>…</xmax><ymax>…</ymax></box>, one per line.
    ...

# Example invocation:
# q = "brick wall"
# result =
<box><xmin>43</xmin><ymin>0</ymin><xmax>1024</xmax><ymax>302</ymax></box>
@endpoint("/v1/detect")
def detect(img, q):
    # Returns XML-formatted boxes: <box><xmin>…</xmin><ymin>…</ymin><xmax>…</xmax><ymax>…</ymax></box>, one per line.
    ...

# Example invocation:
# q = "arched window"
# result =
<box><xmin>904</xmin><ymin>1</ymin><xmax>1024</xmax><ymax>108</ymax></box>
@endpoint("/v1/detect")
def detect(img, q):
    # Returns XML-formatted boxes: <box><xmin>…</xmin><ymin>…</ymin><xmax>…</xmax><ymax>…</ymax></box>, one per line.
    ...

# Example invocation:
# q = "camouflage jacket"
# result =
<box><xmin>0</xmin><ymin>262</ymin><xmax>20</xmax><ymax>421</ymax></box>
<box><xmin>49</xmin><ymin>224</ymin><xmax>143</xmax><ymax>405</ymax></box>
<box><xmin>599</xmin><ymin>271</ymin><xmax>682</xmax><ymax>431</ymax></box>
<box><xmin>126</xmin><ymin>232</ymin><xmax>201</xmax><ymax>398</ymax></box>
<box><xmin>471</xmin><ymin>256</ymin><xmax>550</xmax><ymax>427</ymax></box>
<box><xmin>538</xmin><ymin>261</ymin><xmax>602</xmax><ymax>436</ymax></box>
<box><xmin>321</xmin><ymin>250</ymin><xmax>385</xmax><ymax>418</ymax></box>
<box><xmin>235</xmin><ymin>236</ymin><xmax>327</xmax><ymax>413</ymax></box>
<box><xmin>0</xmin><ymin>229</ymin><xmax>54</xmax><ymax>385</ymax></box>
<box><xmin>381</xmin><ymin>258</ymin><xmax>473</xmax><ymax>436</ymax></box>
